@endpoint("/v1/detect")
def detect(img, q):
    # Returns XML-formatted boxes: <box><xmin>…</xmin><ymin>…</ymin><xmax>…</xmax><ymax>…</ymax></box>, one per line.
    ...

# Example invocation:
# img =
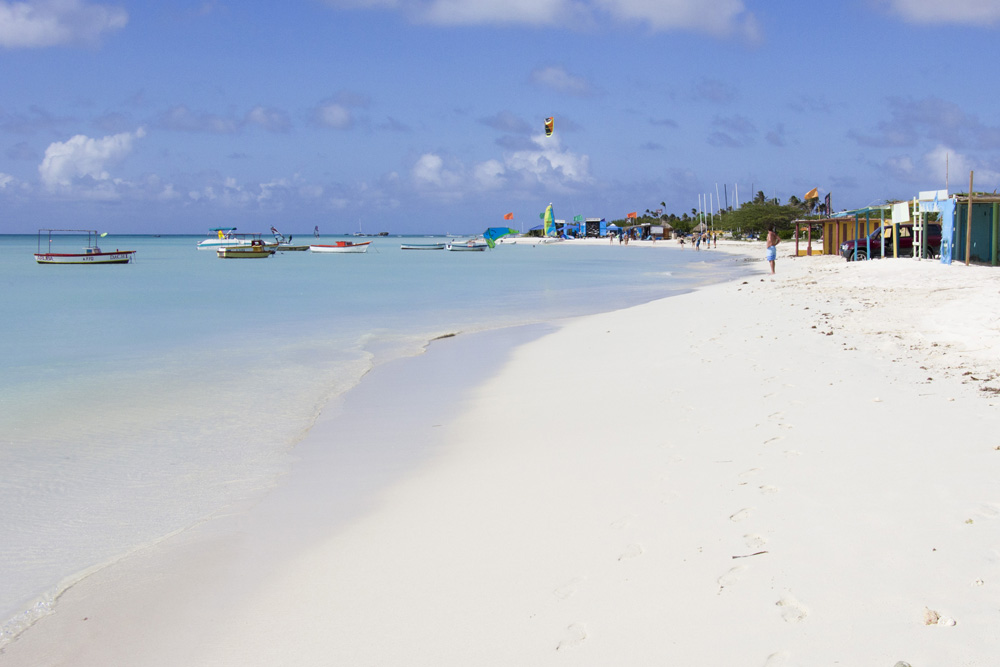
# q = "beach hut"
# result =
<box><xmin>585</xmin><ymin>218</ymin><xmax>607</xmax><ymax>237</ymax></box>
<box><xmin>791</xmin><ymin>216</ymin><xmax>876</xmax><ymax>256</ymax></box>
<box><xmin>792</xmin><ymin>219</ymin><xmax>825</xmax><ymax>255</ymax></box>
<box><xmin>931</xmin><ymin>192</ymin><xmax>1000</xmax><ymax>265</ymax></box>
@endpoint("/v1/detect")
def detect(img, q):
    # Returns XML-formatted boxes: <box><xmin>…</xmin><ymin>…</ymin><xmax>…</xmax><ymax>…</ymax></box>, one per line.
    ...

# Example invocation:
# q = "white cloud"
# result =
<box><xmin>504</xmin><ymin>134</ymin><xmax>591</xmax><ymax>186</ymax></box>
<box><xmin>0</xmin><ymin>0</ymin><xmax>127</xmax><ymax>49</ymax></box>
<box><xmin>530</xmin><ymin>66</ymin><xmax>592</xmax><ymax>97</ymax></box>
<box><xmin>594</xmin><ymin>0</ymin><xmax>757</xmax><ymax>37</ymax></box>
<box><xmin>246</xmin><ymin>106</ymin><xmax>291</xmax><ymax>132</ymax></box>
<box><xmin>473</xmin><ymin>159</ymin><xmax>505</xmax><ymax>190</ymax></box>
<box><xmin>160</xmin><ymin>105</ymin><xmax>239</xmax><ymax>134</ymax></box>
<box><xmin>882</xmin><ymin>0</ymin><xmax>1000</xmax><ymax>24</ymax></box>
<box><xmin>923</xmin><ymin>145</ymin><xmax>1000</xmax><ymax>187</ymax></box>
<box><xmin>411</xmin><ymin>153</ymin><xmax>464</xmax><ymax>193</ymax></box>
<box><xmin>323</xmin><ymin>0</ymin><xmax>757</xmax><ymax>36</ymax></box>
<box><xmin>420</xmin><ymin>0</ymin><xmax>569</xmax><ymax>25</ymax></box>
<box><xmin>316</xmin><ymin>103</ymin><xmax>353</xmax><ymax>129</ymax></box>
<box><xmin>0</xmin><ymin>172</ymin><xmax>14</xmax><ymax>188</ymax></box>
<box><xmin>410</xmin><ymin>135</ymin><xmax>592</xmax><ymax>201</ymax></box>
<box><xmin>38</xmin><ymin>127</ymin><xmax>144</xmax><ymax>191</ymax></box>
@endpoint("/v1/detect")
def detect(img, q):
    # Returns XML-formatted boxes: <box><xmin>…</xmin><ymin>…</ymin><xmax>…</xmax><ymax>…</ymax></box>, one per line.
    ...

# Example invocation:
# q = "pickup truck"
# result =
<box><xmin>840</xmin><ymin>223</ymin><xmax>942</xmax><ymax>261</ymax></box>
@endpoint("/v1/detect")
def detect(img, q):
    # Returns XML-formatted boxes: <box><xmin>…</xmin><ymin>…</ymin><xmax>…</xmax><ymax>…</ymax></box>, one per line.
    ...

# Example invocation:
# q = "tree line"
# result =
<box><xmin>611</xmin><ymin>191</ymin><xmax>825</xmax><ymax>236</ymax></box>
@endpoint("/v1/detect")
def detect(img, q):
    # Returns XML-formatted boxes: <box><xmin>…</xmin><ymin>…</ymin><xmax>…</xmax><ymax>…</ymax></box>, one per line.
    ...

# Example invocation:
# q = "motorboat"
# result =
<box><xmin>310</xmin><ymin>241</ymin><xmax>371</xmax><ymax>254</ymax></box>
<box><xmin>197</xmin><ymin>227</ymin><xmax>254</xmax><ymax>250</ymax></box>
<box><xmin>445</xmin><ymin>240</ymin><xmax>488</xmax><ymax>251</ymax></box>
<box><xmin>216</xmin><ymin>239</ymin><xmax>275</xmax><ymax>258</ymax></box>
<box><xmin>34</xmin><ymin>229</ymin><xmax>135</xmax><ymax>264</ymax></box>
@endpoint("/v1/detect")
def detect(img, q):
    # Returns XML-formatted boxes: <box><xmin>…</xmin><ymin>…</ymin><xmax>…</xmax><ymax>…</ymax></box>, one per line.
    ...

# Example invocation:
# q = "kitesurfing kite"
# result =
<box><xmin>483</xmin><ymin>227</ymin><xmax>518</xmax><ymax>249</ymax></box>
<box><xmin>544</xmin><ymin>116</ymin><xmax>554</xmax><ymax>137</ymax></box>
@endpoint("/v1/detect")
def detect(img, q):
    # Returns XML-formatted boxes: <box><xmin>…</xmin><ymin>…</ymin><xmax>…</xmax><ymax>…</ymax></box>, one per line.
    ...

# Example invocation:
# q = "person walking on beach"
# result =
<box><xmin>766</xmin><ymin>224</ymin><xmax>779</xmax><ymax>274</ymax></box>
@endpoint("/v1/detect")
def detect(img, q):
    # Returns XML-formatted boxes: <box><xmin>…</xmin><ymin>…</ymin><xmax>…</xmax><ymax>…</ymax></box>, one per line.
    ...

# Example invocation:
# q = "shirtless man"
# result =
<box><xmin>766</xmin><ymin>225</ymin><xmax>779</xmax><ymax>274</ymax></box>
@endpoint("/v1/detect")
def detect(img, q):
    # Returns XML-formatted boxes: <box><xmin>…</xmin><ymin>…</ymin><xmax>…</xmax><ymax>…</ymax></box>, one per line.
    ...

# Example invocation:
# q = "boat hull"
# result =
<box><xmin>400</xmin><ymin>243</ymin><xmax>446</xmax><ymax>250</ymax></box>
<box><xmin>445</xmin><ymin>243</ymin><xmax>487</xmax><ymax>251</ymax></box>
<box><xmin>197</xmin><ymin>239</ymin><xmax>254</xmax><ymax>250</ymax></box>
<box><xmin>35</xmin><ymin>252</ymin><xmax>135</xmax><ymax>264</ymax></box>
<box><xmin>310</xmin><ymin>242</ymin><xmax>370</xmax><ymax>254</ymax></box>
<box><xmin>217</xmin><ymin>247</ymin><xmax>274</xmax><ymax>258</ymax></box>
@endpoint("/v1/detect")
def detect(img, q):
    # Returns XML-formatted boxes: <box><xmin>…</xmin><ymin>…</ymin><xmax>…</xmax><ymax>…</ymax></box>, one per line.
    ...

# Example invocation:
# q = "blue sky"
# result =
<box><xmin>2</xmin><ymin>0</ymin><xmax>1000</xmax><ymax>235</ymax></box>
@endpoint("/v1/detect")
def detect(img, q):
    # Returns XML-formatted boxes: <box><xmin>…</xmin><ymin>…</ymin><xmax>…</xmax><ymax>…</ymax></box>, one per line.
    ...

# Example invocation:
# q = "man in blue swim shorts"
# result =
<box><xmin>765</xmin><ymin>225</ymin><xmax>779</xmax><ymax>274</ymax></box>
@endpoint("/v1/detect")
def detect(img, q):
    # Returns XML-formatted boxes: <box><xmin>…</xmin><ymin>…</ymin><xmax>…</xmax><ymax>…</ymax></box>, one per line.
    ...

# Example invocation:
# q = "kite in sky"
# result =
<box><xmin>544</xmin><ymin>117</ymin><xmax>554</xmax><ymax>137</ymax></box>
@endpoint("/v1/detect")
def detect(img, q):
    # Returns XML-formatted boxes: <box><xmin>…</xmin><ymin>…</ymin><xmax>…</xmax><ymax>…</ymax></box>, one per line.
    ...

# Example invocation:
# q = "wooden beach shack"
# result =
<box><xmin>901</xmin><ymin>188</ymin><xmax>1000</xmax><ymax>265</ymax></box>
<box><xmin>792</xmin><ymin>212</ymin><xmax>886</xmax><ymax>257</ymax></box>
<box><xmin>930</xmin><ymin>192</ymin><xmax>1000</xmax><ymax>266</ymax></box>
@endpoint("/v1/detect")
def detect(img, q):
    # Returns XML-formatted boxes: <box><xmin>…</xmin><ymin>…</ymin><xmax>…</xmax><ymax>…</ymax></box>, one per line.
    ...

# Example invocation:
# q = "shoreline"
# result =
<box><xmin>0</xmin><ymin>236</ymin><xmax>739</xmax><ymax>643</ymax></box>
<box><xmin>6</xmin><ymin>245</ymin><xmax>1000</xmax><ymax>664</ymax></box>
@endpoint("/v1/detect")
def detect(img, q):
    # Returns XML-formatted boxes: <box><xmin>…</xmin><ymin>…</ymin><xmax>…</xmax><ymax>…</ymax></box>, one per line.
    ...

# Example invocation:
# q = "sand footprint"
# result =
<box><xmin>762</xmin><ymin>651</ymin><xmax>789</xmax><ymax>666</ymax></box>
<box><xmin>610</xmin><ymin>515</ymin><xmax>635</xmax><ymax>530</ymax></box>
<box><xmin>975</xmin><ymin>503</ymin><xmax>1000</xmax><ymax>520</ymax></box>
<box><xmin>744</xmin><ymin>533</ymin><xmax>768</xmax><ymax>549</ymax></box>
<box><xmin>759</xmin><ymin>485</ymin><xmax>779</xmax><ymax>495</ymax></box>
<box><xmin>776</xmin><ymin>596</ymin><xmax>809</xmax><ymax>623</ymax></box>
<box><xmin>618</xmin><ymin>543</ymin><xmax>644</xmax><ymax>561</ymax></box>
<box><xmin>739</xmin><ymin>467</ymin><xmax>762</xmax><ymax>478</ymax></box>
<box><xmin>717</xmin><ymin>565</ymin><xmax>748</xmax><ymax>592</ymax></box>
<box><xmin>553</xmin><ymin>577</ymin><xmax>585</xmax><ymax>601</ymax></box>
<box><xmin>555</xmin><ymin>623</ymin><xmax>587</xmax><ymax>650</ymax></box>
<box><xmin>730</xmin><ymin>507</ymin><xmax>754</xmax><ymax>522</ymax></box>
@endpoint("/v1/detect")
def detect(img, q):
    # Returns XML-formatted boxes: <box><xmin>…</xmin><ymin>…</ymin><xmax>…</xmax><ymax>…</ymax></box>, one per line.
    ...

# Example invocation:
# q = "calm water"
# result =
<box><xmin>0</xmin><ymin>233</ymin><xmax>753</xmax><ymax>641</ymax></box>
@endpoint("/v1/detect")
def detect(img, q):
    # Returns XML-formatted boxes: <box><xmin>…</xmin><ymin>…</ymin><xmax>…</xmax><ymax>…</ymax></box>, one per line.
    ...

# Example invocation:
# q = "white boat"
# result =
<box><xmin>446</xmin><ymin>240</ymin><xmax>488</xmax><ymax>251</ymax></box>
<box><xmin>34</xmin><ymin>229</ymin><xmax>135</xmax><ymax>265</ymax></box>
<box><xmin>197</xmin><ymin>227</ymin><xmax>254</xmax><ymax>250</ymax></box>
<box><xmin>400</xmin><ymin>242</ymin><xmax>446</xmax><ymax>250</ymax></box>
<box><xmin>310</xmin><ymin>241</ymin><xmax>371</xmax><ymax>254</ymax></box>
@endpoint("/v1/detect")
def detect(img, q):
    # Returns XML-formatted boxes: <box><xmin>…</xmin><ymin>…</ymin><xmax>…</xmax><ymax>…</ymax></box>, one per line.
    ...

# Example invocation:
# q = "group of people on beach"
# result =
<box><xmin>675</xmin><ymin>226</ymin><xmax>780</xmax><ymax>274</ymax></box>
<box><xmin>677</xmin><ymin>232</ymin><xmax>719</xmax><ymax>250</ymax></box>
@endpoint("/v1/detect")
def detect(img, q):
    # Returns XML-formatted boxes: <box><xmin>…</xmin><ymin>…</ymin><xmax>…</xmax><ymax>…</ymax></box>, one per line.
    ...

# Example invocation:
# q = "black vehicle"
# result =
<box><xmin>840</xmin><ymin>223</ymin><xmax>942</xmax><ymax>261</ymax></box>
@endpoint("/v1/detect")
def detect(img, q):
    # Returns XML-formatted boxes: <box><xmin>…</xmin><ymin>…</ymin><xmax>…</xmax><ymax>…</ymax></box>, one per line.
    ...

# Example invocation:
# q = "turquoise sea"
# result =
<box><xmin>0</xmin><ymin>233</ymin><xmax>752</xmax><ymax>641</ymax></box>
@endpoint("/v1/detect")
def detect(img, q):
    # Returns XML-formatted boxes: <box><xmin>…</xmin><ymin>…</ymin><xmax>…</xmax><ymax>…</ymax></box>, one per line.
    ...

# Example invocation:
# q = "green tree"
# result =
<box><xmin>724</xmin><ymin>200</ymin><xmax>800</xmax><ymax>234</ymax></box>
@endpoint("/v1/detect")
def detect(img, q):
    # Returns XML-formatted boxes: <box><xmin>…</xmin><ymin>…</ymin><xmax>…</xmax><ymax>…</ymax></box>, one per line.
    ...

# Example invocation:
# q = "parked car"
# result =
<box><xmin>840</xmin><ymin>223</ymin><xmax>941</xmax><ymax>261</ymax></box>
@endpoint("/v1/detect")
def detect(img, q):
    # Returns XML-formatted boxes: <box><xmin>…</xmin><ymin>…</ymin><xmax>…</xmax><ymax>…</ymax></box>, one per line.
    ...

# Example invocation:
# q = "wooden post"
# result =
<box><xmin>966</xmin><ymin>171</ymin><xmax>974</xmax><ymax>266</ymax></box>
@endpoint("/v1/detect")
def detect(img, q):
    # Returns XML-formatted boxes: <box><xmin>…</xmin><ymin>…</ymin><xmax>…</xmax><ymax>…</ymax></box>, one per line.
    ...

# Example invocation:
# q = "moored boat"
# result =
<box><xmin>310</xmin><ymin>241</ymin><xmax>371</xmax><ymax>254</ymax></box>
<box><xmin>34</xmin><ymin>229</ymin><xmax>135</xmax><ymax>265</ymax></box>
<box><xmin>268</xmin><ymin>226</ymin><xmax>309</xmax><ymax>251</ymax></box>
<box><xmin>445</xmin><ymin>240</ymin><xmax>488</xmax><ymax>251</ymax></box>
<box><xmin>400</xmin><ymin>242</ymin><xmax>446</xmax><ymax>250</ymax></box>
<box><xmin>197</xmin><ymin>228</ymin><xmax>255</xmax><ymax>250</ymax></box>
<box><xmin>216</xmin><ymin>239</ymin><xmax>275</xmax><ymax>258</ymax></box>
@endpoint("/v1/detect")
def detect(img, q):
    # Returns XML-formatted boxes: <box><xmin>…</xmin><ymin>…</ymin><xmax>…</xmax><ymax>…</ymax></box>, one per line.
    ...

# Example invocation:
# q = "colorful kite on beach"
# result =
<box><xmin>544</xmin><ymin>116</ymin><xmax>554</xmax><ymax>137</ymax></box>
<box><xmin>483</xmin><ymin>227</ymin><xmax>518</xmax><ymax>249</ymax></box>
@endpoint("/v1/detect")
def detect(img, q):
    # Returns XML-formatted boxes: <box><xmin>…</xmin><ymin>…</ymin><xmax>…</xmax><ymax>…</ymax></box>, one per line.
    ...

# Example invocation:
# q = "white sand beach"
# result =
<box><xmin>4</xmin><ymin>242</ymin><xmax>1000</xmax><ymax>666</ymax></box>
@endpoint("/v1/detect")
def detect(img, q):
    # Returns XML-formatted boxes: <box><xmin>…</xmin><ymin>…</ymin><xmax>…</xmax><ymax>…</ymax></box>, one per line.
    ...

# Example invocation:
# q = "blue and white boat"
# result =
<box><xmin>196</xmin><ymin>228</ymin><xmax>255</xmax><ymax>250</ymax></box>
